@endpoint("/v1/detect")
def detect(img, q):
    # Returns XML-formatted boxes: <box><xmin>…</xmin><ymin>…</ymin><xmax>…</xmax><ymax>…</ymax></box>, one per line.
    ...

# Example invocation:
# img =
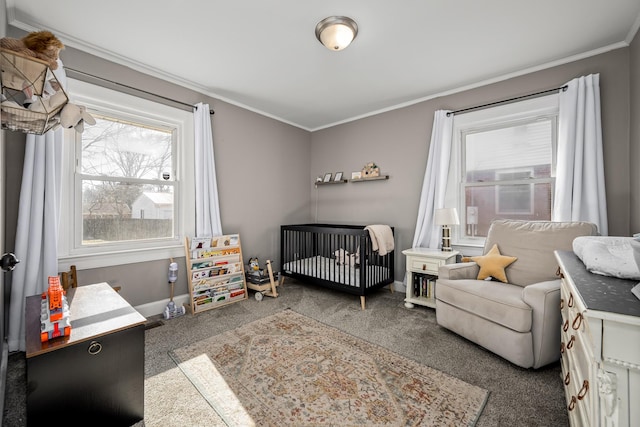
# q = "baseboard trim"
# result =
<box><xmin>393</xmin><ymin>280</ymin><xmax>406</xmax><ymax>293</ymax></box>
<box><xmin>134</xmin><ymin>293</ymin><xmax>190</xmax><ymax>318</ymax></box>
<box><xmin>135</xmin><ymin>280</ymin><xmax>405</xmax><ymax>317</ymax></box>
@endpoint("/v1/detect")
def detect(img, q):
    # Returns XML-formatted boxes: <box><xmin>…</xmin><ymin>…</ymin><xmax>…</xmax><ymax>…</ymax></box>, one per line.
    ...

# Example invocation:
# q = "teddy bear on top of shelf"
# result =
<box><xmin>0</xmin><ymin>30</ymin><xmax>64</xmax><ymax>70</ymax></box>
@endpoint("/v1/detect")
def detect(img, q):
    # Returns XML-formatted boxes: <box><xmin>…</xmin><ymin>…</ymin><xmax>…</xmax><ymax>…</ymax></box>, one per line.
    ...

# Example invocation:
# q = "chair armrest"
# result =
<box><xmin>438</xmin><ymin>262</ymin><xmax>479</xmax><ymax>280</ymax></box>
<box><xmin>521</xmin><ymin>279</ymin><xmax>561</xmax><ymax>369</ymax></box>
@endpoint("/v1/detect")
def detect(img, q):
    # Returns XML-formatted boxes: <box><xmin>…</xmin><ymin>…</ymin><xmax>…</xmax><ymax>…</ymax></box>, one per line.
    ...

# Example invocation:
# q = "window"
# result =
<box><xmin>59</xmin><ymin>79</ymin><xmax>195</xmax><ymax>269</ymax></box>
<box><xmin>446</xmin><ymin>95</ymin><xmax>558</xmax><ymax>246</ymax></box>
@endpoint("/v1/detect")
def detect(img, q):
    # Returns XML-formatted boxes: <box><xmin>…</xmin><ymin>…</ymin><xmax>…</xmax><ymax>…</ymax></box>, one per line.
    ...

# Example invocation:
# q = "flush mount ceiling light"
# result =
<box><xmin>315</xmin><ymin>16</ymin><xmax>358</xmax><ymax>51</ymax></box>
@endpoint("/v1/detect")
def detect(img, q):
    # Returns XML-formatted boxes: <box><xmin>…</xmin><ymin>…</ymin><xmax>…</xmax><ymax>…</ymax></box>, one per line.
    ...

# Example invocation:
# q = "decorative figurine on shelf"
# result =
<box><xmin>361</xmin><ymin>162</ymin><xmax>380</xmax><ymax>178</ymax></box>
<box><xmin>0</xmin><ymin>30</ymin><xmax>64</xmax><ymax>70</ymax></box>
<box><xmin>40</xmin><ymin>276</ymin><xmax>72</xmax><ymax>342</ymax></box>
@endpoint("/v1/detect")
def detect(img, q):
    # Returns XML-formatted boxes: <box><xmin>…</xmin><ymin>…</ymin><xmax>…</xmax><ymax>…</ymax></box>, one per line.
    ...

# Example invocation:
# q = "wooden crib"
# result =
<box><xmin>280</xmin><ymin>223</ymin><xmax>395</xmax><ymax>309</ymax></box>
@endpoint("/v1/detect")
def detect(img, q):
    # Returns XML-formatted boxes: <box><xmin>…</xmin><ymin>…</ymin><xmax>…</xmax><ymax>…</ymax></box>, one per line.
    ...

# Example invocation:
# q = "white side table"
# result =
<box><xmin>402</xmin><ymin>248</ymin><xmax>459</xmax><ymax>309</ymax></box>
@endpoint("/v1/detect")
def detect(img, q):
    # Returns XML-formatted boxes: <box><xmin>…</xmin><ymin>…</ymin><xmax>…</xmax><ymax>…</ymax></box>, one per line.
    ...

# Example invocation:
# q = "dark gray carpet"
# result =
<box><xmin>3</xmin><ymin>279</ymin><xmax>568</xmax><ymax>426</ymax></box>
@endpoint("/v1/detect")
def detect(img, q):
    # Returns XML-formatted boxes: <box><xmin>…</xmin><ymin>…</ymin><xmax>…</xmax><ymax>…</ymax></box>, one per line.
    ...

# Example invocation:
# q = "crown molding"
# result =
<box><xmin>6</xmin><ymin>9</ymin><xmax>310</xmax><ymax>131</ymax></box>
<box><xmin>6</xmin><ymin>3</ymin><xmax>637</xmax><ymax>133</ymax></box>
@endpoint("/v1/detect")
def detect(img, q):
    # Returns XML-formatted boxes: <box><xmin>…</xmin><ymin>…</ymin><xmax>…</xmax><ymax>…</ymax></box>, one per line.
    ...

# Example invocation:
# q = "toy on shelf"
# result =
<box><xmin>0</xmin><ymin>31</ymin><xmax>64</xmax><ymax>70</ymax></box>
<box><xmin>361</xmin><ymin>161</ymin><xmax>380</xmax><ymax>178</ymax></box>
<box><xmin>245</xmin><ymin>258</ymin><xmax>280</xmax><ymax>301</ymax></box>
<box><xmin>40</xmin><ymin>276</ymin><xmax>72</xmax><ymax>342</ymax></box>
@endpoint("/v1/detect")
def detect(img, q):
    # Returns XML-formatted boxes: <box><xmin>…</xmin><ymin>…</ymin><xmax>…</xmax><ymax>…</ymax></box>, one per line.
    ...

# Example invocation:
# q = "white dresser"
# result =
<box><xmin>556</xmin><ymin>251</ymin><xmax>640</xmax><ymax>427</ymax></box>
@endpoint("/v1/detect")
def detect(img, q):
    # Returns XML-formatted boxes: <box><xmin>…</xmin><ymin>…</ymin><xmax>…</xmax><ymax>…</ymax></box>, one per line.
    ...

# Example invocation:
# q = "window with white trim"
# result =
<box><xmin>446</xmin><ymin>95</ymin><xmax>558</xmax><ymax>246</ymax></box>
<box><xmin>59</xmin><ymin>79</ymin><xmax>195</xmax><ymax>269</ymax></box>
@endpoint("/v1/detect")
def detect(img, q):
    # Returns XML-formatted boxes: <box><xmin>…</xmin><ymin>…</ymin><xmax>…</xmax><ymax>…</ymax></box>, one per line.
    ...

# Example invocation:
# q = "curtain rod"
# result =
<box><xmin>63</xmin><ymin>67</ymin><xmax>215</xmax><ymax>115</ymax></box>
<box><xmin>446</xmin><ymin>85</ymin><xmax>568</xmax><ymax>117</ymax></box>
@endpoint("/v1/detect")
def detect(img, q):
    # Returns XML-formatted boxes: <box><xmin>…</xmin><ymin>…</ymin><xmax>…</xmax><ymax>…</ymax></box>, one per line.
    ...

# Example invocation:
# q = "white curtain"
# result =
<box><xmin>412</xmin><ymin>110</ymin><xmax>454</xmax><ymax>248</ymax></box>
<box><xmin>553</xmin><ymin>74</ymin><xmax>608</xmax><ymax>235</ymax></box>
<box><xmin>8</xmin><ymin>128</ymin><xmax>64</xmax><ymax>352</ymax></box>
<box><xmin>8</xmin><ymin>60</ymin><xmax>67</xmax><ymax>352</ymax></box>
<box><xmin>194</xmin><ymin>102</ymin><xmax>222</xmax><ymax>237</ymax></box>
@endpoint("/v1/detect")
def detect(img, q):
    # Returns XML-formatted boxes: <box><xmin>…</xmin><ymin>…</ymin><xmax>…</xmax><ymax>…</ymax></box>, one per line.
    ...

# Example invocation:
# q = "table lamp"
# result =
<box><xmin>435</xmin><ymin>208</ymin><xmax>459</xmax><ymax>251</ymax></box>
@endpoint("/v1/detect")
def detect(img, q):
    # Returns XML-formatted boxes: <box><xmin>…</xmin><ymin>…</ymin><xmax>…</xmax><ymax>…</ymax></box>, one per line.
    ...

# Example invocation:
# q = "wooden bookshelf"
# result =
<box><xmin>184</xmin><ymin>234</ymin><xmax>248</xmax><ymax>314</ymax></box>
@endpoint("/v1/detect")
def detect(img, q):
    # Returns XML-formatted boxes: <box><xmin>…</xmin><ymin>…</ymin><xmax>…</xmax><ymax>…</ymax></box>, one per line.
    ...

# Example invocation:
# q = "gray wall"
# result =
<box><xmin>4</xmin><ymin>24</ymin><xmax>637</xmax><ymax>306</ymax></box>
<box><xmin>4</xmin><ymin>35</ymin><xmax>312</xmax><ymax>307</ymax></box>
<box><xmin>631</xmin><ymin>31</ymin><xmax>640</xmax><ymax>234</ymax></box>
<box><xmin>311</xmin><ymin>48</ymin><xmax>632</xmax><ymax>281</ymax></box>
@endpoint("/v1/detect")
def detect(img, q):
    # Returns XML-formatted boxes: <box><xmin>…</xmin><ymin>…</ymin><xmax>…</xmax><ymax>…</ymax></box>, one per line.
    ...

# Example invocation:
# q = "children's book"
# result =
<box><xmin>190</xmin><ymin>237</ymin><xmax>212</xmax><ymax>250</ymax></box>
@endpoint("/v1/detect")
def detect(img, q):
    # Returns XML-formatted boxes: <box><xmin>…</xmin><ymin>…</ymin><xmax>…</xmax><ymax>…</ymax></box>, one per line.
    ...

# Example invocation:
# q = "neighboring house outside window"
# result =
<box><xmin>58</xmin><ymin>79</ymin><xmax>195</xmax><ymax>269</ymax></box>
<box><xmin>446</xmin><ymin>95</ymin><xmax>558</xmax><ymax>247</ymax></box>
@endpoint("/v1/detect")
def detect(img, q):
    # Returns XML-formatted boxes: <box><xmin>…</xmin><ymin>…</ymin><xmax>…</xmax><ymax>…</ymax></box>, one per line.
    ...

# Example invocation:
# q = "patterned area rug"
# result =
<box><xmin>169</xmin><ymin>310</ymin><xmax>488</xmax><ymax>426</ymax></box>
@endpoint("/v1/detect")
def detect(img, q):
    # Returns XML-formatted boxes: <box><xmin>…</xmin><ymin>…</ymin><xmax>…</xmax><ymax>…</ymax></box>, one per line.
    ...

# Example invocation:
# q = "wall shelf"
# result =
<box><xmin>350</xmin><ymin>175</ymin><xmax>389</xmax><ymax>182</ymax></box>
<box><xmin>315</xmin><ymin>179</ymin><xmax>348</xmax><ymax>186</ymax></box>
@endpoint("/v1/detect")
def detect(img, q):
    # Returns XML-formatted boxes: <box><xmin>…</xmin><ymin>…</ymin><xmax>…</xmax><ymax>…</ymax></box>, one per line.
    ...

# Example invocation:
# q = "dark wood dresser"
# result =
<box><xmin>26</xmin><ymin>282</ymin><xmax>146</xmax><ymax>426</ymax></box>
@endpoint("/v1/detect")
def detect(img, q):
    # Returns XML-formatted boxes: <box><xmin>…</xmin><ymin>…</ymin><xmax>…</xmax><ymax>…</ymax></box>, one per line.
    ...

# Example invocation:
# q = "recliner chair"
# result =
<box><xmin>435</xmin><ymin>219</ymin><xmax>597</xmax><ymax>369</ymax></box>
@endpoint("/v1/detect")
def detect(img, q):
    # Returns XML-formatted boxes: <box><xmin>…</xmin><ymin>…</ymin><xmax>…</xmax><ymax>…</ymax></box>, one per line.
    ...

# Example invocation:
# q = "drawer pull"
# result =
<box><xmin>88</xmin><ymin>341</ymin><xmax>102</xmax><ymax>355</ymax></box>
<box><xmin>556</xmin><ymin>267</ymin><xmax>564</xmax><ymax>278</ymax></box>
<box><xmin>563</xmin><ymin>320</ymin><xmax>569</xmax><ymax>332</ymax></box>
<box><xmin>564</xmin><ymin>371</ymin><xmax>570</xmax><ymax>385</ymax></box>
<box><xmin>567</xmin><ymin>335</ymin><xmax>575</xmax><ymax>349</ymax></box>
<box><xmin>422</xmin><ymin>264</ymin><xmax>426</xmax><ymax>271</ymax></box>
<box><xmin>560</xmin><ymin>298</ymin><xmax>564</xmax><ymax>309</ymax></box>
<box><xmin>568</xmin><ymin>293</ymin><xmax>574</xmax><ymax>308</ymax></box>
<box><xmin>572</xmin><ymin>313</ymin><xmax>583</xmax><ymax>330</ymax></box>
<box><xmin>560</xmin><ymin>341</ymin><xmax>565</xmax><ymax>354</ymax></box>
<box><xmin>568</xmin><ymin>396</ymin><xmax>577</xmax><ymax>411</ymax></box>
<box><xmin>577</xmin><ymin>380</ymin><xmax>589</xmax><ymax>400</ymax></box>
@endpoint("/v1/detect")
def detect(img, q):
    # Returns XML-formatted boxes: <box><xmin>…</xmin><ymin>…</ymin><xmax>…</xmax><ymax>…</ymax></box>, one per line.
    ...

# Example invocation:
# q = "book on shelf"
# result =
<box><xmin>190</xmin><ymin>262</ymin><xmax>241</xmax><ymax>280</ymax></box>
<box><xmin>190</xmin><ymin>237</ymin><xmax>212</xmax><ymax>250</ymax></box>
<box><xmin>413</xmin><ymin>273</ymin><xmax>436</xmax><ymax>298</ymax></box>
<box><xmin>191</xmin><ymin>246</ymin><xmax>240</xmax><ymax>259</ymax></box>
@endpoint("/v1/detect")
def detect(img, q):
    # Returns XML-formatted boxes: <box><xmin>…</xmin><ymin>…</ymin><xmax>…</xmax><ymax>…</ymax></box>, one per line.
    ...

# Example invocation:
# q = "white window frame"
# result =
<box><xmin>445</xmin><ymin>94</ymin><xmax>558</xmax><ymax>248</ymax></box>
<box><xmin>58</xmin><ymin>79</ymin><xmax>195</xmax><ymax>270</ymax></box>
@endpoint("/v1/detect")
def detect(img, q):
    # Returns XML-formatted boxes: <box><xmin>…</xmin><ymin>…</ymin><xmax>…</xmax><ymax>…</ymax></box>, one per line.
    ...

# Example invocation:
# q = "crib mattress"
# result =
<box><xmin>283</xmin><ymin>256</ymin><xmax>388</xmax><ymax>287</ymax></box>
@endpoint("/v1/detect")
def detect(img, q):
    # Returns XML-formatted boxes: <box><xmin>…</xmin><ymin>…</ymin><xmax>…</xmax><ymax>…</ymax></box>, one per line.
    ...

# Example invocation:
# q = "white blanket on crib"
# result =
<box><xmin>364</xmin><ymin>225</ymin><xmax>394</xmax><ymax>256</ymax></box>
<box><xmin>573</xmin><ymin>236</ymin><xmax>640</xmax><ymax>280</ymax></box>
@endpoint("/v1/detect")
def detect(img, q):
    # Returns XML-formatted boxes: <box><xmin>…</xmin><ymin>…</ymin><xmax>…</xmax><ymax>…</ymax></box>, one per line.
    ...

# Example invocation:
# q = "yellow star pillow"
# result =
<box><xmin>471</xmin><ymin>244</ymin><xmax>517</xmax><ymax>283</ymax></box>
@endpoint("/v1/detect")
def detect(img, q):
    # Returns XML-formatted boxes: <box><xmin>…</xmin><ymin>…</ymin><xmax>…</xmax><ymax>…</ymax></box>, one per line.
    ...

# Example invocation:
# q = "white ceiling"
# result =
<box><xmin>6</xmin><ymin>1</ymin><xmax>640</xmax><ymax>131</ymax></box>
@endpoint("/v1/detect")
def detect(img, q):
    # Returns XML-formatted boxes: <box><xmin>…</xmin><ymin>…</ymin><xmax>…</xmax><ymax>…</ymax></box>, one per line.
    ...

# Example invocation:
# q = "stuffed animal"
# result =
<box><xmin>334</xmin><ymin>248</ymin><xmax>359</xmax><ymax>267</ymax></box>
<box><xmin>335</xmin><ymin>248</ymin><xmax>348</xmax><ymax>265</ymax></box>
<box><xmin>28</xmin><ymin>90</ymin><xmax>67</xmax><ymax>113</ymax></box>
<box><xmin>248</xmin><ymin>257</ymin><xmax>260</xmax><ymax>271</ymax></box>
<box><xmin>59</xmin><ymin>103</ymin><xmax>96</xmax><ymax>133</ymax></box>
<box><xmin>0</xmin><ymin>31</ymin><xmax>64</xmax><ymax>70</ymax></box>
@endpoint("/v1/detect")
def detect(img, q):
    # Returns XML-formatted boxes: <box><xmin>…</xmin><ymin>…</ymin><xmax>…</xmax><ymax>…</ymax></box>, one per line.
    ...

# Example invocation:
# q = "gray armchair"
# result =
<box><xmin>435</xmin><ymin>219</ymin><xmax>597</xmax><ymax>369</ymax></box>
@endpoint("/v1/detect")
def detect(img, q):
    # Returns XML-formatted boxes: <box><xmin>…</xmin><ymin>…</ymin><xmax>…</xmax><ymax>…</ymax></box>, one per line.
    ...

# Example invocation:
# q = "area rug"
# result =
<box><xmin>169</xmin><ymin>310</ymin><xmax>489</xmax><ymax>426</ymax></box>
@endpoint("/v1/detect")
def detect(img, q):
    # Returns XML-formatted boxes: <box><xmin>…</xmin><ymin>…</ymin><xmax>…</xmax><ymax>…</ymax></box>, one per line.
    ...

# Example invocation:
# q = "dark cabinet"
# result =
<box><xmin>26</xmin><ymin>282</ymin><xmax>146</xmax><ymax>426</ymax></box>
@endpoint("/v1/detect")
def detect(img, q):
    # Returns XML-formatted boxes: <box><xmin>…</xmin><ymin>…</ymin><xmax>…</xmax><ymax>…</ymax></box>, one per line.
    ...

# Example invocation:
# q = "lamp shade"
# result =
<box><xmin>435</xmin><ymin>208</ymin><xmax>459</xmax><ymax>226</ymax></box>
<box><xmin>315</xmin><ymin>16</ymin><xmax>358</xmax><ymax>51</ymax></box>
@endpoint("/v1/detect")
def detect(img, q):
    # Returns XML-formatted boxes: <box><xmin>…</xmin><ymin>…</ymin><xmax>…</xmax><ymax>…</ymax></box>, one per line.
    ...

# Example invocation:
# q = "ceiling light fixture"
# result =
<box><xmin>315</xmin><ymin>16</ymin><xmax>358</xmax><ymax>51</ymax></box>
